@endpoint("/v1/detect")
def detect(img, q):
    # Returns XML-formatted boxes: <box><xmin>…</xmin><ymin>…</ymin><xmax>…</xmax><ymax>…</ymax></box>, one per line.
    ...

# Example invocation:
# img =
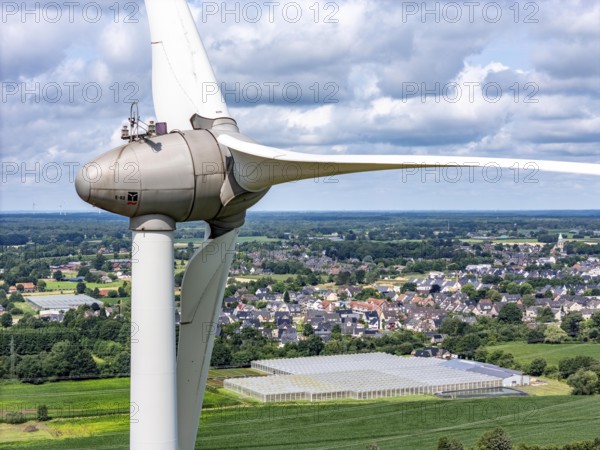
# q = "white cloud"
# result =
<box><xmin>1</xmin><ymin>0</ymin><xmax>599</xmax><ymax>212</ymax></box>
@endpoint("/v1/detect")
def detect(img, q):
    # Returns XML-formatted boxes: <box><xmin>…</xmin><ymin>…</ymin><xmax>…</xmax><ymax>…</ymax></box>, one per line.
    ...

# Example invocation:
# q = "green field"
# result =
<box><xmin>459</xmin><ymin>238</ymin><xmax>540</xmax><ymax>244</ymax></box>
<box><xmin>518</xmin><ymin>378</ymin><xmax>571</xmax><ymax>396</ymax></box>
<box><xmin>174</xmin><ymin>236</ymin><xmax>281</xmax><ymax>249</ymax></box>
<box><xmin>486</xmin><ymin>342</ymin><xmax>600</xmax><ymax>366</ymax></box>
<box><xmin>1</xmin><ymin>393</ymin><xmax>599</xmax><ymax>449</ymax></box>
<box><xmin>1</xmin><ymin>365</ymin><xmax>599</xmax><ymax>449</ymax></box>
<box><xmin>39</xmin><ymin>280</ymin><xmax>123</xmax><ymax>292</ymax></box>
<box><xmin>10</xmin><ymin>302</ymin><xmax>37</xmax><ymax>315</ymax></box>
<box><xmin>237</xmin><ymin>236</ymin><xmax>282</xmax><ymax>243</ymax></box>
<box><xmin>0</xmin><ymin>372</ymin><xmax>255</xmax><ymax>424</ymax></box>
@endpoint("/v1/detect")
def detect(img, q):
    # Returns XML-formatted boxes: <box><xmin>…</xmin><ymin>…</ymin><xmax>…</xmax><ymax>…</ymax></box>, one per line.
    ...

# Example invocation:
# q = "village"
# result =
<box><xmin>4</xmin><ymin>229</ymin><xmax>600</xmax><ymax>351</ymax></box>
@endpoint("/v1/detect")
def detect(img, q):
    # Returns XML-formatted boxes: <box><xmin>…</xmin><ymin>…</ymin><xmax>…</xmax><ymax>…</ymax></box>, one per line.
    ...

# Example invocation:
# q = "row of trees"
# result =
<box><xmin>437</xmin><ymin>427</ymin><xmax>600</xmax><ymax>450</ymax></box>
<box><xmin>211</xmin><ymin>323</ymin><xmax>426</xmax><ymax>367</ymax></box>
<box><xmin>0</xmin><ymin>305</ymin><xmax>131</xmax><ymax>383</ymax></box>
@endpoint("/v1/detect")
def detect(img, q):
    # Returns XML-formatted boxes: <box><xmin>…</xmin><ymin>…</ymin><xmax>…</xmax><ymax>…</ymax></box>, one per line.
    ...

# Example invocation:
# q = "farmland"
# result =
<box><xmin>485</xmin><ymin>342</ymin><xmax>600</xmax><ymax>367</ymax></box>
<box><xmin>1</xmin><ymin>383</ymin><xmax>599</xmax><ymax>449</ymax></box>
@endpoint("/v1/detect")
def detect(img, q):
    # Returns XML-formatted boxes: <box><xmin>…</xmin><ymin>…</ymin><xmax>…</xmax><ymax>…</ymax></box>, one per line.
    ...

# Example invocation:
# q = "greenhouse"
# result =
<box><xmin>224</xmin><ymin>353</ymin><xmax>513</xmax><ymax>403</ymax></box>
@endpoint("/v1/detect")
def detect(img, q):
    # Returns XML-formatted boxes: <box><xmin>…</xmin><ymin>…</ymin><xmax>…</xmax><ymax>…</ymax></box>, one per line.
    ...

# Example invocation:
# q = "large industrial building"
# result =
<box><xmin>25</xmin><ymin>294</ymin><xmax>102</xmax><ymax>311</ymax></box>
<box><xmin>224</xmin><ymin>353</ymin><xmax>529</xmax><ymax>403</ymax></box>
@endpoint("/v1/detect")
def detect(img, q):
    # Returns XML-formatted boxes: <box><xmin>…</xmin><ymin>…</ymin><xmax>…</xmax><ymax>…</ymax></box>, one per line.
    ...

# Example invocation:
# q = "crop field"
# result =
<box><xmin>1</xmin><ymin>391</ymin><xmax>599</xmax><ymax>449</ymax></box>
<box><xmin>485</xmin><ymin>342</ymin><xmax>600</xmax><ymax>366</ymax></box>
<box><xmin>1</xmin><ymin>367</ymin><xmax>598</xmax><ymax>450</ymax></box>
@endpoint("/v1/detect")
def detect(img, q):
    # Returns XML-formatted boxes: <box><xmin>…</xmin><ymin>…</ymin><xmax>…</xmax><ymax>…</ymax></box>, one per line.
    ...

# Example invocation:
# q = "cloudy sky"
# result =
<box><xmin>1</xmin><ymin>0</ymin><xmax>599</xmax><ymax>213</ymax></box>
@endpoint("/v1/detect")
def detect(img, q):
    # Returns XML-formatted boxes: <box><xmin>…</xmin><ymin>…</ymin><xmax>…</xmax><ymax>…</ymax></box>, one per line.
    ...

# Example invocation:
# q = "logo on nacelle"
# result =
<box><xmin>127</xmin><ymin>192</ymin><xmax>139</xmax><ymax>205</ymax></box>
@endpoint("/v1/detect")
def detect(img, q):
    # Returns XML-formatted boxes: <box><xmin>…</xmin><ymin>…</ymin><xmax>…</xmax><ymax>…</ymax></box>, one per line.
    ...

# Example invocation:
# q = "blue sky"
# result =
<box><xmin>1</xmin><ymin>0</ymin><xmax>599</xmax><ymax>212</ymax></box>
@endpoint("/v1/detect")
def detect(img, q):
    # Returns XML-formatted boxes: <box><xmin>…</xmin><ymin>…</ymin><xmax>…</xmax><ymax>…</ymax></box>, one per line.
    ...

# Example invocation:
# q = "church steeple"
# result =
<box><xmin>556</xmin><ymin>233</ymin><xmax>565</xmax><ymax>253</ymax></box>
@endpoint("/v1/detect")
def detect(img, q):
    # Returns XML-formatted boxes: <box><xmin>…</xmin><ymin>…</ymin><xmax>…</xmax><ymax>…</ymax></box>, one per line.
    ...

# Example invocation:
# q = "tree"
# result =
<box><xmin>43</xmin><ymin>341</ymin><xmax>98</xmax><ymax>380</ymax></box>
<box><xmin>505</xmin><ymin>282</ymin><xmax>519</xmax><ymax>294</ymax></box>
<box><xmin>401</xmin><ymin>282</ymin><xmax>417</xmax><ymax>293</ymax></box>
<box><xmin>331</xmin><ymin>323</ymin><xmax>342</xmax><ymax>339</ymax></box>
<box><xmin>211</xmin><ymin>340</ymin><xmax>232</xmax><ymax>366</ymax></box>
<box><xmin>439</xmin><ymin>317</ymin><xmax>468</xmax><ymax>336</ymax></box>
<box><xmin>519</xmin><ymin>283</ymin><xmax>534</xmax><ymax>296</ymax></box>
<box><xmin>37</xmin><ymin>280</ymin><xmax>47</xmax><ymax>292</ymax></box>
<box><xmin>567</xmin><ymin>369</ymin><xmax>599</xmax><ymax>395</ymax></box>
<box><xmin>475</xmin><ymin>427</ymin><xmax>512</xmax><ymax>450</ymax></box>
<box><xmin>527</xmin><ymin>358</ymin><xmax>547</xmax><ymax>376</ymax></box>
<box><xmin>558</xmin><ymin>355</ymin><xmax>600</xmax><ymax>379</ymax></box>
<box><xmin>355</xmin><ymin>287</ymin><xmax>382</xmax><ymax>300</ymax></box>
<box><xmin>1</xmin><ymin>313</ymin><xmax>13</xmax><ymax>328</ymax></box>
<box><xmin>561</xmin><ymin>312</ymin><xmax>584</xmax><ymax>337</ymax></box>
<box><xmin>455</xmin><ymin>334</ymin><xmax>481</xmax><ymax>358</ymax></box>
<box><xmin>76</xmin><ymin>282</ymin><xmax>86</xmax><ymax>294</ymax></box>
<box><xmin>231</xmin><ymin>349</ymin><xmax>255</xmax><ymax>367</ymax></box>
<box><xmin>53</xmin><ymin>270</ymin><xmax>63</xmax><ymax>281</ymax></box>
<box><xmin>16</xmin><ymin>354</ymin><xmax>47</xmax><ymax>384</ymax></box>
<box><xmin>110</xmin><ymin>351</ymin><xmax>130</xmax><ymax>376</ymax></box>
<box><xmin>93</xmin><ymin>253</ymin><xmax>106</xmax><ymax>270</ymax></box>
<box><xmin>283</xmin><ymin>291</ymin><xmax>290</xmax><ymax>303</ymax></box>
<box><xmin>485</xmin><ymin>289</ymin><xmax>501</xmax><ymax>303</ymax></box>
<box><xmin>298</xmin><ymin>335</ymin><xmax>324</xmax><ymax>356</ymax></box>
<box><xmin>527</xmin><ymin>328</ymin><xmax>545</xmax><ymax>344</ymax></box>
<box><xmin>592</xmin><ymin>312</ymin><xmax>600</xmax><ymax>330</ymax></box>
<box><xmin>355</xmin><ymin>269</ymin><xmax>366</xmax><ymax>284</ymax></box>
<box><xmin>522</xmin><ymin>294</ymin><xmax>536</xmax><ymax>307</ymax></box>
<box><xmin>365</xmin><ymin>271</ymin><xmax>379</xmax><ymax>284</ymax></box>
<box><xmin>37</xmin><ymin>404</ymin><xmax>50</xmax><ymax>421</ymax></box>
<box><xmin>302</xmin><ymin>323</ymin><xmax>315</xmax><ymax>337</ymax></box>
<box><xmin>437</xmin><ymin>437</ymin><xmax>464</xmax><ymax>450</ymax></box>
<box><xmin>461</xmin><ymin>283</ymin><xmax>476</xmax><ymax>298</ymax></box>
<box><xmin>544</xmin><ymin>324</ymin><xmax>568</xmax><ymax>343</ymax></box>
<box><xmin>536</xmin><ymin>307</ymin><xmax>555</xmax><ymax>323</ymax></box>
<box><xmin>497</xmin><ymin>303</ymin><xmax>523</xmax><ymax>324</ymax></box>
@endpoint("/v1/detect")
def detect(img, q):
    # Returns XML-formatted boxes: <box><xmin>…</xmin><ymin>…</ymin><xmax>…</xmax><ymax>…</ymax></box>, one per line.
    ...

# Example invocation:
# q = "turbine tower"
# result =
<box><xmin>74</xmin><ymin>1</ymin><xmax>600</xmax><ymax>448</ymax></box>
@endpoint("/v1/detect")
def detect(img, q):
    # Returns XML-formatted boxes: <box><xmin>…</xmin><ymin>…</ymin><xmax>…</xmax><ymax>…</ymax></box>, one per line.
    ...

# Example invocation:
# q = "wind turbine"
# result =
<box><xmin>74</xmin><ymin>0</ymin><xmax>600</xmax><ymax>449</ymax></box>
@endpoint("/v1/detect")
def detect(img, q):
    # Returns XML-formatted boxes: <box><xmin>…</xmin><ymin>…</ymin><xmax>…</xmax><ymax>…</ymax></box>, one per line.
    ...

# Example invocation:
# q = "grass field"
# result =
<box><xmin>10</xmin><ymin>302</ymin><xmax>37</xmax><ymax>315</ymax></box>
<box><xmin>0</xmin><ymin>371</ymin><xmax>258</xmax><ymax>424</ymax></box>
<box><xmin>233</xmin><ymin>274</ymin><xmax>326</xmax><ymax>283</ymax></box>
<box><xmin>237</xmin><ymin>236</ymin><xmax>282</xmax><ymax>243</ymax></box>
<box><xmin>39</xmin><ymin>280</ymin><xmax>123</xmax><ymax>292</ymax></box>
<box><xmin>174</xmin><ymin>236</ymin><xmax>280</xmax><ymax>248</ymax></box>
<box><xmin>1</xmin><ymin>393</ymin><xmax>599</xmax><ymax>449</ymax></box>
<box><xmin>518</xmin><ymin>378</ymin><xmax>571</xmax><ymax>396</ymax></box>
<box><xmin>485</xmin><ymin>342</ymin><xmax>600</xmax><ymax>367</ymax></box>
<box><xmin>1</xmin><ymin>364</ymin><xmax>599</xmax><ymax>449</ymax></box>
<box><xmin>459</xmin><ymin>238</ymin><xmax>541</xmax><ymax>244</ymax></box>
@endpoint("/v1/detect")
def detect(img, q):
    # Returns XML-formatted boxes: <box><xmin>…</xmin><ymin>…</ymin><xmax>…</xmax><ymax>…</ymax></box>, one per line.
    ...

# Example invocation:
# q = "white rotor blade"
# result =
<box><xmin>145</xmin><ymin>0</ymin><xmax>229</xmax><ymax>129</ymax></box>
<box><xmin>218</xmin><ymin>133</ymin><xmax>600</xmax><ymax>192</ymax></box>
<box><xmin>177</xmin><ymin>228</ymin><xmax>239</xmax><ymax>450</ymax></box>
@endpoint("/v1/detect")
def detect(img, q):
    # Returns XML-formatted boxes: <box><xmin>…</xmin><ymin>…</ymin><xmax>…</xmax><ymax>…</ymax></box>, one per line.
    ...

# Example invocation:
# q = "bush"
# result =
<box><xmin>527</xmin><ymin>358</ymin><xmax>547</xmax><ymax>376</ymax></box>
<box><xmin>516</xmin><ymin>437</ymin><xmax>600</xmax><ymax>449</ymax></box>
<box><xmin>438</xmin><ymin>436</ymin><xmax>465</xmax><ymax>450</ymax></box>
<box><xmin>544</xmin><ymin>365</ymin><xmax>559</xmax><ymax>378</ymax></box>
<box><xmin>475</xmin><ymin>427</ymin><xmax>512</xmax><ymax>450</ymax></box>
<box><xmin>397</xmin><ymin>342</ymin><xmax>414</xmax><ymax>355</ymax></box>
<box><xmin>558</xmin><ymin>356</ymin><xmax>600</xmax><ymax>379</ymax></box>
<box><xmin>567</xmin><ymin>369</ymin><xmax>599</xmax><ymax>395</ymax></box>
<box><xmin>5</xmin><ymin>411</ymin><xmax>26</xmax><ymax>424</ymax></box>
<box><xmin>37</xmin><ymin>405</ymin><xmax>50</xmax><ymax>421</ymax></box>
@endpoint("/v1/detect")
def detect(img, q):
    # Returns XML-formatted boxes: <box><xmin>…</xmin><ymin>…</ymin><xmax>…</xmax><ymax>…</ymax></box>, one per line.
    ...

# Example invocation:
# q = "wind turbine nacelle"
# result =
<box><xmin>75</xmin><ymin>130</ymin><xmax>268</xmax><ymax>230</ymax></box>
